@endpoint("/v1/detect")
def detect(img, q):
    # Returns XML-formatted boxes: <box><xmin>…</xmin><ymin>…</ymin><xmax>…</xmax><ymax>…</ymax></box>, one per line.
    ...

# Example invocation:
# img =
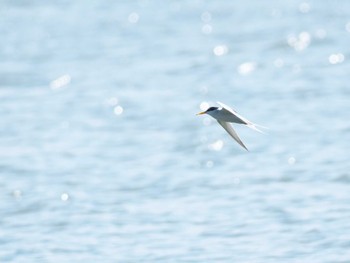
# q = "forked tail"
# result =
<box><xmin>247</xmin><ymin>122</ymin><xmax>268</xmax><ymax>134</ymax></box>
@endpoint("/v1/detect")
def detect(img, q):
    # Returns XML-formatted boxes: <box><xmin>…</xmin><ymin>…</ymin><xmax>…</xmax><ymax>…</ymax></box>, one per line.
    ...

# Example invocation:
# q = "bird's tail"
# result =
<box><xmin>247</xmin><ymin>123</ymin><xmax>268</xmax><ymax>134</ymax></box>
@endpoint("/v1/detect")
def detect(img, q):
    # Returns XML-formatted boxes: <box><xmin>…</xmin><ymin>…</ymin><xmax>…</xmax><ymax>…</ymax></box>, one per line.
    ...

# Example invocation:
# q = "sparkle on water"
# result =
<box><xmin>328</xmin><ymin>53</ymin><xmax>345</xmax><ymax>64</ymax></box>
<box><xmin>202</xmin><ymin>24</ymin><xmax>212</xmax><ymax>34</ymax></box>
<box><xmin>61</xmin><ymin>193</ymin><xmax>69</xmax><ymax>201</ymax></box>
<box><xmin>1</xmin><ymin>1</ymin><xmax>350</xmax><ymax>262</ymax></box>
<box><xmin>114</xmin><ymin>105</ymin><xmax>124</xmax><ymax>115</ymax></box>
<box><xmin>208</xmin><ymin>140</ymin><xmax>224</xmax><ymax>151</ymax></box>
<box><xmin>106</xmin><ymin>97</ymin><xmax>119</xmax><ymax>106</ymax></box>
<box><xmin>299</xmin><ymin>2</ymin><xmax>311</xmax><ymax>13</ymax></box>
<box><xmin>213</xmin><ymin>45</ymin><xmax>228</xmax><ymax>56</ymax></box>
<box><xmin>288</xmin><ymin>156</ymin><xmax>296</xmax><ymax>165</ymax></box>
<box><xmin>201</xmin><ymin>11</ymin><xmax>212</xmax><ymax>23</ymax></box>
<box><xmin>238</xmin><ymin>62</ymin><xmax>256</xmax><ymax>75</ymax></box>
<box><xmin>199</xmin><ymin>101</ymin><xmax>209</xmax><ymax>111</ymax></box>
<box><xmin>128</xmin><ymin>12</ymin><xmax>140</xmax><ymax>24</ymax></box>
<box><xmin>50</xmin><ymin>74</ymin><xmax>71</xmax><ymax>91</ymax></box>
<box><xmin>287</xmin><ymin>31</ymin><xmax>311</xmax><ymax>51</ymax></box>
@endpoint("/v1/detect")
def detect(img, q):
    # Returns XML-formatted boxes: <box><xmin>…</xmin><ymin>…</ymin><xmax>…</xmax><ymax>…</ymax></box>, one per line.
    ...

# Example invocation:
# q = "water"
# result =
<box><xmin>1</xmin><ymin>1</ymin><xmax>350</xmax><ymax>262</ymax></box>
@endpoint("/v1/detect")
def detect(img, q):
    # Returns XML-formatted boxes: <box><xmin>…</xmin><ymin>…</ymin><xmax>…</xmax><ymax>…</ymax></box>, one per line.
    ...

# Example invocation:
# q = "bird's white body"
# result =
<box><xmin>205</xmin><ymin>106</ymin><xmax>246</xmax><ymax>124</ymax></box>
<box><xmin>198</xmin><ymin>101</ymin><xmax>266</xmax><ymax>151</ymax></box>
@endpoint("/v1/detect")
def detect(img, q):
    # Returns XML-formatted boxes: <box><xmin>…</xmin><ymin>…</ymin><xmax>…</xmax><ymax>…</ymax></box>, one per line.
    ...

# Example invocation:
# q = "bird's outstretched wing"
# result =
<box><xmin>217</xmin><ymin>120</ymin><xmax>248</xmax><ymax>151</ymax></box>
<box><xmin>217</xmin><ymin>101</ymin><xmax>266</xmax><ymax>133</ymax></box>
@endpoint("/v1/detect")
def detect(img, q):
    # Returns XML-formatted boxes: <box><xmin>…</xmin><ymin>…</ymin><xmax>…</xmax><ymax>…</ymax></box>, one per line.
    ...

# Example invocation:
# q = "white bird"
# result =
<box><xmin>197</xmin><ymin>101</ymin><xmax>266</xmax><ymax>151</ymax></box>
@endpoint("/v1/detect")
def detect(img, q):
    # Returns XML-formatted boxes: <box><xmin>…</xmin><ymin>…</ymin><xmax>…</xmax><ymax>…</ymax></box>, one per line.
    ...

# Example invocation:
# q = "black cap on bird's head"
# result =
<box><xmin>196</xmin><ymin>106</ymin><xmax>219</xmax><ymax>115</ymax></box>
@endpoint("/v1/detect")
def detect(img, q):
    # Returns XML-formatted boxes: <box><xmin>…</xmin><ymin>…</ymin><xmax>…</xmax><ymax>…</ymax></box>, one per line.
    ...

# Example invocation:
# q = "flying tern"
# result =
<box><xmin>197</xmin><ymin>101</ymin><xmax>265</xmax><ymax>151</ymax></box>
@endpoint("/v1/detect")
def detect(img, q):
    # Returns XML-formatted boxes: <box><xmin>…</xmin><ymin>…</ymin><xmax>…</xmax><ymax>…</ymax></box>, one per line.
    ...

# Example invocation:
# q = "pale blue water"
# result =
<box><xmin>1</xmin><ymin>1</ymin><xmax>350</xmax><ymax>262</ymax></box>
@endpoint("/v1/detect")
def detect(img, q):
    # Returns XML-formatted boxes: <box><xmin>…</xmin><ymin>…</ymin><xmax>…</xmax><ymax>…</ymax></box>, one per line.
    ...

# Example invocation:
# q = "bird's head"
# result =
<box><xmin>196</xmin><ymin>107</ymin><xmax>219</xmax><ymax>116</ymax></box>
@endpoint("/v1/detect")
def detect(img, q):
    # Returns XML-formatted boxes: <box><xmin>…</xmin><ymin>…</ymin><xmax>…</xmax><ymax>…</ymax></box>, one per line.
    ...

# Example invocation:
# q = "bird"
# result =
<box><xmin>197</xmin><ymin>101</ymin><xmax>266</xmax><ymax>151</ymax></box>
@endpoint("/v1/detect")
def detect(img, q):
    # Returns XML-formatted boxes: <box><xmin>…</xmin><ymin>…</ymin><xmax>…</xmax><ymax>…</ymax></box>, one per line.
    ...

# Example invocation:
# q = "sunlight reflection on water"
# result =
<box><xmin>1</xmin><ymin>0</ymin><xmax>350</xmax><ymax>262</ymax></box>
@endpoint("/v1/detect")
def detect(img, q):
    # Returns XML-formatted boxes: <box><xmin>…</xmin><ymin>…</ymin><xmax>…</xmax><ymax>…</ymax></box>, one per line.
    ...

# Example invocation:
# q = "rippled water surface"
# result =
<box><xmin>1</xmin><ymin>1</ymin><xmax>350</xmax><ymax>262</ymax></box>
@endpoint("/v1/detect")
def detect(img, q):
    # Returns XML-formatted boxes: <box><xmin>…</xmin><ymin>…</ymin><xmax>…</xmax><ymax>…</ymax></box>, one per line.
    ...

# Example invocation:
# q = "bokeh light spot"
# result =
<box><xmin>213</xmin><ymin>45</ymin><xmax>228</xmax><ymax>56</ymax></box>
<box><xmin>50</xmin><ymin>74</ymin><xmax>71</xmax><ymax>91</ymax></box>
<box><xmin>206</xmin><ymin>160</ymin><xmax>214</xmax><ymax>168</ymax></box>
<box><xmin>128</xmin><ymin>12</ymin><xmax>139</xmax><ymax>23</ymax></box>
<box><xmin>114</xmin><ymin>105</ymin><xmax>124</xmax><ymax>115</ymax></box>
<box><xmin>106</xmin><ymin>97</ymin><xmax>118</xmax><ymax>106</ymax></box>
<box><xmin>329</xmin><ymin>53</ymin><xmax>345</xmax><ymax>64</ymax></box>
<box><xmin>299</xmin><ymin>2</ymin><xmax>311</xmax><ymax>13</ymax></box>
<box><xmin>202</xmin><ymin>24</ymin><xmax>212</xmax><ymax>34</ymax></box>
<box><xmin>201</xmin><ymin>11</ymin><xmax>212</xmax><ymax>23</ymax></box>
<box><xmin>238</xmin><ymin>62</ymin><xmax>256</xmax><ymax>75</ymax></box>
<box><xmin>288</xmin><ymin>156</ymin><xmax>296</xmax><ymax>165</ymax></box>
<box><xmin>61</xmin><ymin>193</ymin><xmax>69</xmax><ymax>201</ymax></box>
<box><xmin>13</xmin><ymin>189</ymin><xmax>22</xmax><ymax>199</ymax></box>
<box><xmin>208</xmin><ymin>140</ymin><xmax>224</xmax><ymax>151</ymax></box>
<box><xmin>199</xmin><ymin>101</ymin><xmax>209</xmax><ymax>111</ymax></box>
<box><xmin>287</xmin><ymin>32</ymin><xmax>311</xmax><ymax>51</ymax></box>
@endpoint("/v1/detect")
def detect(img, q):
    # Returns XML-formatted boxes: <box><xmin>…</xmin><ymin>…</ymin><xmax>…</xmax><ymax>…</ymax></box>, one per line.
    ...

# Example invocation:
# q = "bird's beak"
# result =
<box><xmin>196</xmin><ymin>111</ymin><xmax>206</xmax><ymax>115</ymax></box>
